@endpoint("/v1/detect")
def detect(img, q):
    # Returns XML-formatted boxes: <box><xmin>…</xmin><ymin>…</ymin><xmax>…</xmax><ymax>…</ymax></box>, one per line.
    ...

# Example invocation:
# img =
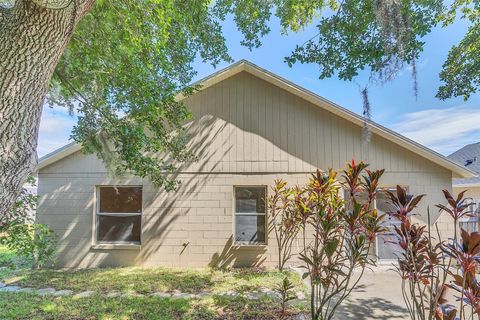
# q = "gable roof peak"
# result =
<box><xmin>37</xmin><ymin>60</ymin><xmax>476</xmax><ymax>179</ymax></box>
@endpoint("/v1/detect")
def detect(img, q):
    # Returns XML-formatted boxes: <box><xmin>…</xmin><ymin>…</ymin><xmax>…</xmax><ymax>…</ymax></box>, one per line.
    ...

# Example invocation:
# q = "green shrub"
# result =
<box><xmin>0</xmin><ymin>177</ymin><xmax>56</xmax><ymax>269</ymax></box>
<box><xmin>0</xmin><ymin>224</ymin><xmax>56</xmax><ymax>268</ymax></box>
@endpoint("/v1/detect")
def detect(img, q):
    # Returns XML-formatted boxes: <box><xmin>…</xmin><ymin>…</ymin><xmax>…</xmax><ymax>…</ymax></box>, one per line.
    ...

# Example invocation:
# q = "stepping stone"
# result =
<box><xmin>150</xmin><ymin>292</ymin><xmax>172</xmax><ymax>298</ymax></box>
<box><xmin>196</xmin><ymin>292</ymin><xmax>210</xmax><ymax>297</ymax></box>
<box><xmin>264</xmin><ymin>291</ymin><xmax>280</xmax><ymax>299</ymax></box>
<box><xmin>121</xmin><ymin>292</ymin><xmax>144</xmax><ymax>298</ymax></box>
<box><xmin>0</xmin><ymin>286</ymin><xmax>20</xmax><ymax>292</ymax></box>
<box><xmin>18</xmin><ymin>288</ymin><xmax>34</xmax><ymax>293</ymax></box>
<box><xmin>73</xmin><ymin>291</ymin><xmax>95</xmax><ymax>299</ymax></box>
<box><xmin>171</xmin><ymin>293</ymin><xmax>196</xmax><ymax>299</ymax></box>
<box><xmin>244</xmin><ymin>292</ymin><xmax>261</xmax><ymax>300</ymax></box>
<box><xmin>0</xmin><ymin>283</ymin><xmax>5</xmax><ymax>288</ymax></box>
<box><xmin>296</xmin><ymin>291</ymin><xmax>306</xmax><ymax>300</ymax></box>
<box><xmin>37</xmin><ymin>288</ymin><xmax>56</xmax><ymax>296</ymax></box>
<box><xmin>220</xmin><ymin>291</ymin><xmax>239</xmax><ymax>297</ymax></box>
<box><xmin>54</xmin><ymin>290</ymin><xmax>73</xmax><ymax>297</ymax></box>
<box><xmin>106</xmin><ymin>291</ymin><xmax>122</xmax><ymax>298</ymax></box>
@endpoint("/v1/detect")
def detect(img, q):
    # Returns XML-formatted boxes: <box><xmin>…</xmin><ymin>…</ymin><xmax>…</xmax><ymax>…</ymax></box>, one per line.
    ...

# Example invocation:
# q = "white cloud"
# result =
<box><xmin>37</xmin><ymin>106</ymin><xmax>76</xmax><ymax>158</ymax></box>
<box><xmin>405</xmin><ymin>58</ymin><xmax>428</xmax><ymax>72</ymax></box>
<box><xmin>391</xmin><ymin>105</ymin><xmax>480</xmax><ymax>155</ymax></box>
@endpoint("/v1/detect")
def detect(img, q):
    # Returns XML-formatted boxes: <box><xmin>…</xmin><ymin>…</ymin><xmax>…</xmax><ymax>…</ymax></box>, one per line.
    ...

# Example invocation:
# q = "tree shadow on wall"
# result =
<box><xmin>208</xmin><ymin>236</ymin><xmax>266</xmax><ymax>269</ymax></box>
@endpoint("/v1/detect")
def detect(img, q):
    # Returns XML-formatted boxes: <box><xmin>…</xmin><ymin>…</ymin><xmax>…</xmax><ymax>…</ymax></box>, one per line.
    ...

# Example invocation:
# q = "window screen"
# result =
<box><xmin>234</xmin><ymin>186</ymin><xmax>266</xmax><ymax>244</ymax></box>
<box><xmin>97</xmin><ymin>186</ymin><xmax>142</xmax><ymax>244</ymax></box>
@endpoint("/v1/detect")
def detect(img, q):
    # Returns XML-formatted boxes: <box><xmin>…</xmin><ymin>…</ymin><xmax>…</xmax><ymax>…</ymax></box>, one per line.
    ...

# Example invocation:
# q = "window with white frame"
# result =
<box><xmin>459</xmin><ymin>199</ymin><xmax>480</xmax><ymax>233</ymax></box>
<box><xmin>96</xmin><ymin>186</ymin><xmax>142</xmax><ymax>244</ymax></box>
<box><xmin>234</xmin><ymin>186</ymin><xmax>266</xmax><ymax>244</ymax></box>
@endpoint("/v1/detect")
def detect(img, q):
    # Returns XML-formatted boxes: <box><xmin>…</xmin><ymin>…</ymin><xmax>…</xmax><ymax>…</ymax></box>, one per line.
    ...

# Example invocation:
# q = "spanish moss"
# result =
<box><xmin>411</xmin><ymin>57</ymin><xmax>418</xmax><ymax>100</ymax></box>
<box><xmin>372</xmin><ymin>0</ymin><xmax>412</xmax><ymax>84</ymax></box>
<box><xmin>362</xmin><ymin>0</ymin><xmax>420</xmax><ymax>148</ymax></box>
<box><xmin>373</xmin><ymin>0</ymin><xmax>409</xmax><ymax>55</ymax></box>
<box><xmin>361</xmin><ymin>87</ymin><xmax>372</xmax><ymax>147</ymax></box>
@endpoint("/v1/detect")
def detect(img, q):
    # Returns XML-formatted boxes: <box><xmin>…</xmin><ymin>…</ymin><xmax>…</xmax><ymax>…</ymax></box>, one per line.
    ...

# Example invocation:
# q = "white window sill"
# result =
<box><xmin>91</xmin><ymin>243</ymin><xmax>142</xmax><ymax>250</ymax></box>
<box><xmin>233</xmin><ymin>242</ymin><xmax>267</xmax><ymax>248</ymax></box>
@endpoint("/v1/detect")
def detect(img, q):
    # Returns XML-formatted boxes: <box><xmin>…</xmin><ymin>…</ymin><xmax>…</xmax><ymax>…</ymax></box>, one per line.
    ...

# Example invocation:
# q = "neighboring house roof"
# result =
<box><xmin>448</xmin><ymin>142</ymin><xmax>480</xmax><ymax>186</ymax></box>
<box><xmin>37</xmin><ymin>60</ymin><xmax>476</xmax><ymax>179</ymax></box>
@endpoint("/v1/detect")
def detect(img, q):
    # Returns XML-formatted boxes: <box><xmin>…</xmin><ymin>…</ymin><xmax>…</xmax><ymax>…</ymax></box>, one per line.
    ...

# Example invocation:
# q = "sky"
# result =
<box><xmin>38</xmin><ymin>13</ymin><xmax>480</xmax><ymax>158</ymax></box>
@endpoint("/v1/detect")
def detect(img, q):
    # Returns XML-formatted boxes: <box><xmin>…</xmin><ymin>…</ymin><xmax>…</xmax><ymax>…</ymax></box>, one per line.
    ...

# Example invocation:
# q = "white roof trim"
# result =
<box><xmin>37</xmin><ymin>142</ymin><xmax>81</xmax><ymax>172</ymax></box>
<box><xmin>36</xmin><ymin>60</ymin><xmax>477</xmax><ymax>178</ymax></box>
<box><xmin>452</xmin><ymin>182</ymin><xmax>480</xmax><ymax>188</ymax></box>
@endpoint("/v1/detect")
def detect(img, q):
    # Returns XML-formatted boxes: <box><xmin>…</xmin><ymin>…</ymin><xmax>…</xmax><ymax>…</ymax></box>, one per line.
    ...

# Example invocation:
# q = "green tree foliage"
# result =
<box><xmin>437</xmin><ymin>0</ymin><xmax>480</xmax><ymax>100</ymax></box>
<box><xmin>0</xmin><ymin>224</ymin><xmax>57</xmax><ymax>269</ymax></box>
<box><xmin>35</xmin><ymin>0</ymin><xmax>480</xmax><ymax>192</ymax></box>
<box><xmin>217</xmin><ymin>1</ymin><xmax>442</xmax><ymax>84</ymax></box>
<box><xmin>286</xmin><ymin>1</ymin><xmax>442</xmax><ymax>83</ymax></box>
<box><xmin>50</xmin><ymin>0</ymin><xmax>233</xmax><ymax>190</ymax></box>
<box><xmin>218</xmin><ymin>0</ymin><xmax>479</xmax><ymax>100</ymax></box>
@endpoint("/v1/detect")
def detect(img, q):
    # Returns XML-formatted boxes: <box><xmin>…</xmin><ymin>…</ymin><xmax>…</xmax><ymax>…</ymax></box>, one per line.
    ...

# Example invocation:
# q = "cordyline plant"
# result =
<box><xmin>443</xmin><ymin>229</ymin><xmax>480</xmax><ymax>319</ymax></box>
<box><xmin>386</xmin><ymin>187</ymin><xmax>480</xmax><ymax>320</ymax></box>
<box><xmin>268</xmin><ymin>179</ymin><xmax>302</xmax><ymax>271</ymax></box>
<box><xmin>275</xmin><ymin>276</ymin><xmax>297</xmax><ymax>315</ymax></box>
<box><xmin>437</xmin><ymin>190</ymin><xmax>472</xmax><ymax>241</ymax></box>
<box><xmin>294</xmin><ymin>160</ymin><xmax>386</xmax><ymax>320</ymax></box>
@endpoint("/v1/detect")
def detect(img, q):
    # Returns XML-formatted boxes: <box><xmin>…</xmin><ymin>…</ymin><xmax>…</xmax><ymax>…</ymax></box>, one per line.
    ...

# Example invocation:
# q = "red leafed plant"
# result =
<box><xmin>296</xmin><ymin>161</ymin><xmax>386</xmax><ymax>320</ymax></box>
<box><xmin>443</xmin><ymin>229</ymin><xmax>480</xmax><ymax>319</ymax></box>
<box><xmin>267</xmin><ymin>179</ymin><xmax>302</xmax><ymax>272</ymax></box>
<box><xmin>268</xmin><ymin>161</ymin><xmax>387</xmax><ymax>319</ymax></box>
<box><xmin>436</xmin><ymin>190</ymin><xmax>472</xmax><ymax>240</ymax></box>
<box><xmin>269</xmin><ymin>163</ymin><xmax>480</xmax><ymax>320</ymax></box>
<box><xmin>387</xmin><ymin>186</ymin><xmax>480</xmax><ymax>320</ymax></box>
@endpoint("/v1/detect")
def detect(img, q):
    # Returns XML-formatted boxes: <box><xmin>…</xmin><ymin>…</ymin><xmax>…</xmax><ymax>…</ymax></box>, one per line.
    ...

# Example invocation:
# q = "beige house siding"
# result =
<box><xmin>453</xmin><ymin>186</ymin><xmax>480</xmax><ymax>199</ymax></box>
<box><xmin>449</xmin><ymin>186</ymin><xmax>480</xmax><ymax>237</ymax></box>
<box><xmin>38</xmin><ymin>70</ymin><xmax>455</xmax><ymax>268</ymax></box>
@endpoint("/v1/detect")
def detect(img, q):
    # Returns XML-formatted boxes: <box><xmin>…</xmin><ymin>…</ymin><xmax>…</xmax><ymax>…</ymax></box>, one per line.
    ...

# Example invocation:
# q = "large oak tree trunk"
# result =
<box><xmin>0</xmin><ymin>0</ymin><xmax>93</xmax><ymax>223</ymax></box>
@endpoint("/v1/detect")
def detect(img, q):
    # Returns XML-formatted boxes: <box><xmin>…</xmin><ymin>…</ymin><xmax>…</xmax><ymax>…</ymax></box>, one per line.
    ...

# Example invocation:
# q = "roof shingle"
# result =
<box><xmin>448</xmin><ymin>142</ymin><xmax>480</xmax><ymax>185</ymax></box>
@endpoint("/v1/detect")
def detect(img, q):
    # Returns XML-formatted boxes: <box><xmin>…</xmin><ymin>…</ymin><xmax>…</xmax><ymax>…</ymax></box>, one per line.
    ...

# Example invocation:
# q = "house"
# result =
<box><xmin>448</xmin><ymin>143</ymin><xmax>480</xmax><ymax>232</ymax></box>
<box><xmin>36</xmin><ymin>60</ymin><xmax>475</xmax><ymax>268</ymax></box>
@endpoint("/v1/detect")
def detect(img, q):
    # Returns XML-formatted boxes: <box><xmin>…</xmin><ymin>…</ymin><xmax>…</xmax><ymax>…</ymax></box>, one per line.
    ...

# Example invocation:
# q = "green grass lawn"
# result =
<box><xmin>0</xmin><ymin>291</ymin><xmax>308</xmax><ymax>320</ymax></box>
<box><xmin>0</xmin><ymin>245</ymin><xmax>308</xmax><ymax>319</ymax></box>
<box><xmin>2</xmin><ymin>266</ymin><xmax>306</xmax><ymax>295</ymax></box>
